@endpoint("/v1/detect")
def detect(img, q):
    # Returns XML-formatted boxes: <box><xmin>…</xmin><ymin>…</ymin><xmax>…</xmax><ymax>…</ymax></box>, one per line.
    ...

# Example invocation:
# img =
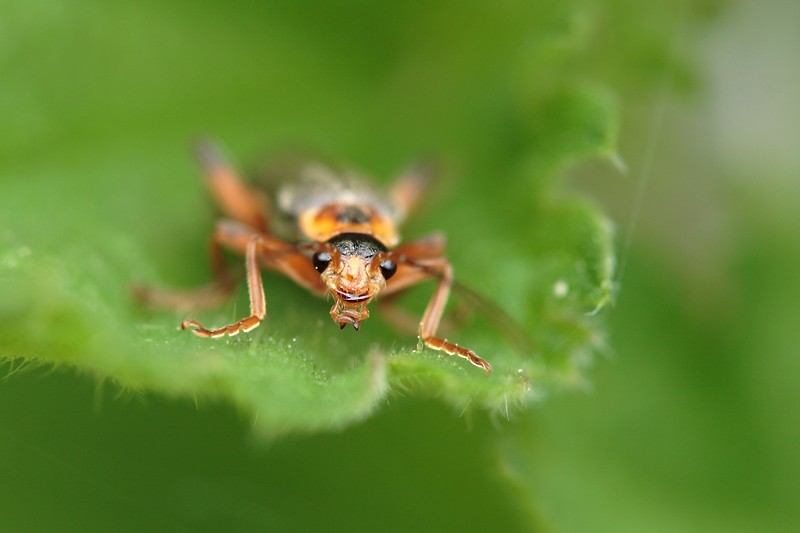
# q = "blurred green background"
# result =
<box><xmin>1</xmin><ymin>0</ymin><xmax>799</xmax><ymax>531</ymax></box>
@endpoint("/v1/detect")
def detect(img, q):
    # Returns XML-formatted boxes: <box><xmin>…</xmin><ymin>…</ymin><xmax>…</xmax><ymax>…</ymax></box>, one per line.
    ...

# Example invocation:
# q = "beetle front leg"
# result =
<box><xmin>415</xmin><ymin>259</ymin><xmax>492</xmax><ymax>374</ymax></box>
<box><xmin>182</xmin><ymin>237</ymin><xmax>266</xmax><ymax>337</ymax></box>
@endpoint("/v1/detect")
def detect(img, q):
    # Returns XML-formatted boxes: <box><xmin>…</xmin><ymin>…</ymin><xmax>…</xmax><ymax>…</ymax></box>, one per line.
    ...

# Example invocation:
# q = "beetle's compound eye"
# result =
<box><xmin>379</xmin><ymin>258</ymin><xmax>397</xmax><ymax>280</ymax></box>
<box><xmin>312</xmin><ymin>251</ymin><xmax>332</xmax><ymax>273</ymax></box>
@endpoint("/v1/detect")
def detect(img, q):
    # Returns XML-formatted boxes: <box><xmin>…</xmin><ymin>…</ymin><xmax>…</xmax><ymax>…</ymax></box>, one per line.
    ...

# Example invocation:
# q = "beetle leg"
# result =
<box><xmin>393</xmin><ymin>232</ymin><xmax>446</xmax><ymax>261</ymax></box>
<box><xmin>180</xmin><ymin>222</ymin><xmax>326</xmax><ymax>338</ymax></box>
<box><xmin>389</xmin><ymin>160</ymin><xmax>437</xmax><ymax>220</ymax></box>
<box><xmin>387</xmin><ymin>253</ymin><xmax>492</xmax><ymax>374</ymax></box>
<box><xmin>417</xmin><ymin>259</ymin><xmax>492</xmax><ymax>374</ymax></box>
<box><xmin>182</xmin><ymin>237</ymin><xmax>266</xmax><ymax>337</ymax></box>
<box><xmin>214</xmin><ymin>219</ymin><xmax>326</xmax><ymax>296</ymax></box>
<box><xmin>194</xmin><ymin>140</ymin><xmax>269</xmax><ymax>232</ymax></box>
<box><xmin>381</xmin><ymin>234</ymin><xmax>451</xmax><ymax>328</ymax></box>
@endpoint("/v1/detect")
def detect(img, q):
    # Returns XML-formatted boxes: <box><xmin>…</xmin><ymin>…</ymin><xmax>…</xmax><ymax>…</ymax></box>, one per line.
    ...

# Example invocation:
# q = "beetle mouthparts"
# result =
<box><xmin>336</xmin><ymin>290</ymin><xmax>371</xmax><ymax>303</ymax></box>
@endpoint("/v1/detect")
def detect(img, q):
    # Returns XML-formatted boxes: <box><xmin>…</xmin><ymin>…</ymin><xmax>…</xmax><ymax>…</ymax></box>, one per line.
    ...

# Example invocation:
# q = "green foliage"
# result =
<box><xmin>7</xmin><ymin>1</ymin><xmax>792</xmax><ymax>533</ymax></box>
<box><xmin>0</xmin><ymin>0</ymin><xmax>626</xmax><ymax>438</ymax></box>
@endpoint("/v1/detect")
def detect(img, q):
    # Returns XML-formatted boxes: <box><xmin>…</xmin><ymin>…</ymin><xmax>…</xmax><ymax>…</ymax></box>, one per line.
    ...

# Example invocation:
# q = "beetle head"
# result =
<box><xmin>310</xmin><ymin>233</ymin><xmax>397</xmax><ymax>330</ymax></box>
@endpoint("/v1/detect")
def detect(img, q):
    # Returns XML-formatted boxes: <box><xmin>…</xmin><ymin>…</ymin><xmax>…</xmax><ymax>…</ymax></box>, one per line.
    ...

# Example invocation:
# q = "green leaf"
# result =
<box><xmin>0</xmin><ymin>0</ymin><xmax>617</xmax><ymax>438</ymax></box>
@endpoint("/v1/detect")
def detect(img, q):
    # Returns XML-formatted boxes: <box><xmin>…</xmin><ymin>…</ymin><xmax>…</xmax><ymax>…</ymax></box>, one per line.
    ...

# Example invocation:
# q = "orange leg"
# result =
<box><xmin>385</xmin><ymin>240</ymin><xmax>492</xmax><ymax>374</ymax></box>
<box><xmin>194</xmin><ymin>139</ymin><xmax>269</xmax><ymax>232</ymax></box>
<box><xmin>211</xmin><ymin>219</ymin><xmax>325</xmax><ymax>296</ymax></box>
<box><xmin>182</xmin><ymin>237</ymin><xmax>266</xmax><ymax>337</ymax></box>
<box><xmin>380</xmin><ymin>234</ymin><xmax>447</xmax><ymax>295</ymax></box>
<box><xmin>135</xmin><ymin>141</ymin><xmax>267</xmax><ymax>310</ymax></box>
<box><xmin>416</xmin><ymin>259</ymin><xmax>492</xmax><ymax>374</ymax></box>
<box><xmin>392</xmin><ymin>232</ymin><xmax>446</xmax><ymax>261</ymax></box>
<box><xmin>389</xmin><ymin>160</ymin><xmax>437</xmax><ymax>219</ymax></box>
<box><xmin>181</xmin><ymin>220</ymin><xmax>326</xmax><ymax>338</ymax></box>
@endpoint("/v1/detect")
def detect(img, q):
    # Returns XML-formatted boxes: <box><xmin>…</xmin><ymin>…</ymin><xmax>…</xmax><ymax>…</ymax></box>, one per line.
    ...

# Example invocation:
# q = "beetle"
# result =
<box><xmin>136</xmin><ymin>140</ymin><xmax>492</xmax><ymax>373</ymax></box>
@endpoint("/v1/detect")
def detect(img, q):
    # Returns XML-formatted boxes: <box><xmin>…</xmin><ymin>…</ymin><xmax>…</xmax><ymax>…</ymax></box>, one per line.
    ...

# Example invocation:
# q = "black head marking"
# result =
<box><xmin>326</xmin><ymin>233</ymin><xmax>387</xmax><ymax>259</ymax></box>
